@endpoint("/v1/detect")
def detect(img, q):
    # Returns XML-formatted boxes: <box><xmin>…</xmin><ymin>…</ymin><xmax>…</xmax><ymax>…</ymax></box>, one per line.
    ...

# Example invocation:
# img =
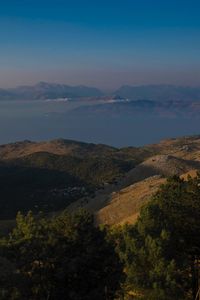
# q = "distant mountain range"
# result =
<box><xmin>0</xmin><ymin>82</ymin><xmax>103</xmax><ymax>100</ymax></box>
<box><xmin>0</xmin><ymin>82</ymin><xmax>200</xmax><ymax>101</ymax></box>
<box><xmin>115</xmin><ymin>85</ymin><xmax>200</xmax><ymax>102</ymax></box>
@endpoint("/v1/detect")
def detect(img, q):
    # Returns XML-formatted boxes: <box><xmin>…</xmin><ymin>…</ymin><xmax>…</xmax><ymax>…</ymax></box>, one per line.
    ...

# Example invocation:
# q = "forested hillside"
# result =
<box><xmin>1</xmin><ymin>175</ymin><xmax>200</xmax><ymax>299</ymax></box>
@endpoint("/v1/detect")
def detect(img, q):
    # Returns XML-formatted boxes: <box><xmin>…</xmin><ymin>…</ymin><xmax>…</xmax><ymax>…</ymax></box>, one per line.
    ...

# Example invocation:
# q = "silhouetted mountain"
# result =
<box><xmin>0</xmin><ymin>82</ymin><xmax>103</xmax><ymax>100</ymax></box>
<box><xmin>115</xmin><ymin>85</ymin><xmax>200</xmax><ymax>101</ymax></box>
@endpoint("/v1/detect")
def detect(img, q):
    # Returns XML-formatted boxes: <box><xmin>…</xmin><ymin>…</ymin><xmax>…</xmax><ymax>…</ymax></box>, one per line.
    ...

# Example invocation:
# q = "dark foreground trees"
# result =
<box><xmin>114</xmin><ymin>175</ymin><xmax>200</xmax><ymax>299</ymax></box>
<box><xmin>0</xmin><ymin>210</ymin><xmax>123</xmax><ymax>300</ymax></box>
<box><xmin>1</xmin><ymin>175</ymin><xmax>200</xmax><ymax>299</ymax></box>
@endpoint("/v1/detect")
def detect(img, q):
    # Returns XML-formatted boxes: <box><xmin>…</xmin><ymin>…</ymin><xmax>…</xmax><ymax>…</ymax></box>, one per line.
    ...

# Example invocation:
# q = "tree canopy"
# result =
<box><xmin>0</xmin><ymin>210</ymin><xmax>123</xmax><ymax>300</ymax></box>
<box><xmin>114</xmin><ymin>175</ymin><xmax>200</xmax><ymax>299</ymax></box>
<box><xmin>1</xmin><ymin>175</ymin><xmax>200</xmax><ymax>299</ymax></box>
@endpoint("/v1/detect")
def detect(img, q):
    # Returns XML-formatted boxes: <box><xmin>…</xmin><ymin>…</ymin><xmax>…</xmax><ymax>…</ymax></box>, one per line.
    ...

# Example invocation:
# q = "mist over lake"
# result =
<box><xmin>1</xmin><ymin>100</ymin><xmax>200</xmax><ymax>147</ymax></box>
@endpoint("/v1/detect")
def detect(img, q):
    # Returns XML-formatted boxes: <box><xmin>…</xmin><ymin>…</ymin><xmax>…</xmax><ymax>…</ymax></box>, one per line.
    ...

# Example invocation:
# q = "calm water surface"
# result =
<box><xmin>1</xmin><ymin>100</ymin><xmax>200</xmax><ymax>147</ymax></box>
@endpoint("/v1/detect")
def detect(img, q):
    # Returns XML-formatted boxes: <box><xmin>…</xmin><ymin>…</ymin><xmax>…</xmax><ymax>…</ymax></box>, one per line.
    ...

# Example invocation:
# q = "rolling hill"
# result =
<box><xmin>65</xmin><ymin>152</ymin><xmax>200</xmax><ymax>225</ymax></box>
<box><xmin>118</xmin><ymin>154</ymin><xmax>200</xmax><ymax>188</ymax></box>
<box><xmin>95</xmin><ymin>169</ymin><xmax>199</xmax><ymax>226</ymax></box>
<box><xmin>96</xmin><ymin>175</ymin><xmax>166</xmax><ymax>225</ymax></box>
<box><xmin>0</xmin><ymin>135</ymin><xmax>200</xmax><ymax>222</ymax></box>
<box><xmin>0</xmin><ymin>139</ymin><xmax>137</xmax><ymax>219</ymax></box>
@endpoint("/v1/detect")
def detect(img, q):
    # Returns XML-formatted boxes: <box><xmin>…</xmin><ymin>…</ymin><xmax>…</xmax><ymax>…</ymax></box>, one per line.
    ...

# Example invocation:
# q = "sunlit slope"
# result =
<box><xmin>1</xmin><ymin>135</ymin><xmax>200</xmax><ymax>220</ymax></box>
<box><xmin>96</xmin><ymin>176</ymin><xmax>166</xmax><ymax>225</ymax></box>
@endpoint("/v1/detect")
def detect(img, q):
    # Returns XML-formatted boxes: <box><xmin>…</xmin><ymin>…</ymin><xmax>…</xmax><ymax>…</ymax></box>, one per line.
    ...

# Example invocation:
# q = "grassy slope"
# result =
<box><xmin>1</xmin><ymin>136</ymin><xmax>200</xmax><ymax>222</ymax></box>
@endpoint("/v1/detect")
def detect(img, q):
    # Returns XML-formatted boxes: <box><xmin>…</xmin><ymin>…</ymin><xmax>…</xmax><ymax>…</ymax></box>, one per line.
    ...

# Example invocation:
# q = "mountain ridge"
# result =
<box><xmin>1</xmin><ymin>135</ymin><xmax>200</xmax><ymax>221</ymax></box>
<box><xmin>1</xmin><ymin>82</ymin><xmax>200</xmax><ymax>101</ymax></box>
<box><xmin>0</xmin><ymin>82</ymin><xmax>104</xmax><ymax>100</ymax></box>
<box><xmin>115</xmin><ymin>84</ymin><xmax>200</xmax><ymax>101</ymax></box>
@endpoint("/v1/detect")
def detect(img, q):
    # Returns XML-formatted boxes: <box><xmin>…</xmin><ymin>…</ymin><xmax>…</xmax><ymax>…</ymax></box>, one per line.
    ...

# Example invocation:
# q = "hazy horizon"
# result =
<box><xmin>1</xmin><ymin>1</ymin><xmax>200</xmax><ymax>146</ymax></box>
<box><xmin>1</xmin><ymin>80</ymin><xmax>200</xmax><ymax>92</ymax></box>
<box><xmin>0</xmin><ymin>0</ymin><xmax>199</xmax><ymax>89</ymax></box>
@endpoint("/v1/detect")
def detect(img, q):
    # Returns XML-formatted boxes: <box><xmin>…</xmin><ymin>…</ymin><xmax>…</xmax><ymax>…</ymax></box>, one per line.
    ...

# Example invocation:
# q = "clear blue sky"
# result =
<box><xmin>0</xmin><ymin>0</ymin><xmax>200</xmax><ymax>89</ymax></box>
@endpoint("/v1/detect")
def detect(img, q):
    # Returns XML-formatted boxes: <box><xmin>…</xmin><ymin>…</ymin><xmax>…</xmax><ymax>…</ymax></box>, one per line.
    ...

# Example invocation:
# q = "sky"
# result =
<box><xmin>0</xmin><ymin>0</ymin><xmax>200</xmax><ymax>90</ymax></box>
